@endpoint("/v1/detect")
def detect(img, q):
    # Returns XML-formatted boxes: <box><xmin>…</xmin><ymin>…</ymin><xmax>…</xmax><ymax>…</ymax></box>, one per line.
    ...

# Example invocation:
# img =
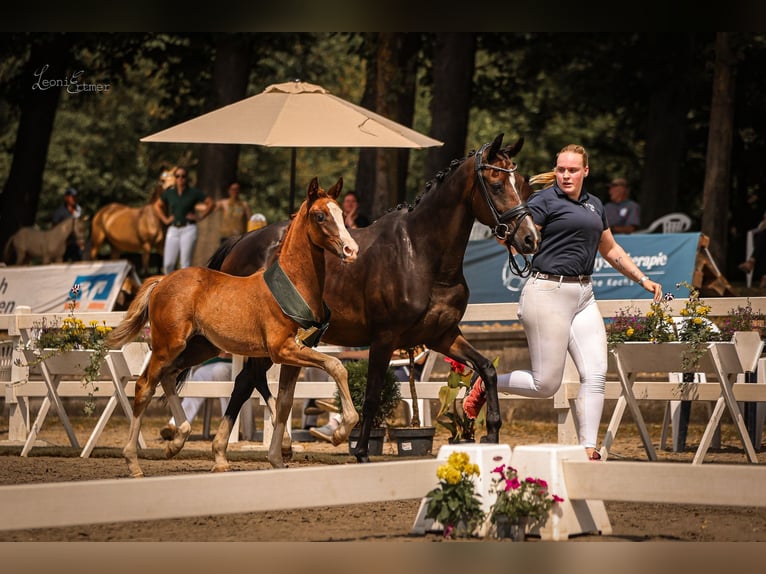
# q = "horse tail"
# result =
<box><xmin>206</xmin><ymin>234</ymin><xmax>244</xmax><ymax>270</ymax></box>
<box><xmin>106</xmin><ymin>276</ymin><xmax>163</xmax><ymax>348</ymax></box>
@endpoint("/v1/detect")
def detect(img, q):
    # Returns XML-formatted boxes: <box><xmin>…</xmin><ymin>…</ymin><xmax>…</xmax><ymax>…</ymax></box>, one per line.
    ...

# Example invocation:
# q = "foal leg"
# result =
<box><xmin>161</xmin><ymin>374</ymin><xmax>192</xmax><ymax>459</ymax></box>
<box><xmin>123</xmin><ymin>367</ymin><xmax>160</xmax><ymax>478</ymax></box>
<box><xmin>267</xmin><ymin>365</ymin><xmax>301</xmax><ymax>469</ymax></box>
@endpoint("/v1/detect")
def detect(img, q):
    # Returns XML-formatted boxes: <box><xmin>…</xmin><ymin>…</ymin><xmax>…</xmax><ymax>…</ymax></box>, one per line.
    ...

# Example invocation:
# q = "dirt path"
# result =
<box><xmin>1</xmin><ymin>403</ymin><xmax>765</xmax><ymax>542</ymax></box>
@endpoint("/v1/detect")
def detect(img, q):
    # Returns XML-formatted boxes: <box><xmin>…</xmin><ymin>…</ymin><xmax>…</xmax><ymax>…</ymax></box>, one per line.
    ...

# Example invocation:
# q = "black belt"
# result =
<box><xmin>533</xmin><ymin>271</ymin><xmax>591</xmax><ymax>283</ymax></box>
<box><xmin>172</xmin><ymin>221</ymin><xmax>195</xmax><ymax>227</ymax></box>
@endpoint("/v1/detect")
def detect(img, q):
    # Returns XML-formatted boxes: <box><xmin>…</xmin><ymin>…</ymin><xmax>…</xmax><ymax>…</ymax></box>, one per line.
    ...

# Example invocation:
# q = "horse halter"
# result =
<box><xmin>474</xmin><ymin>142</ymin><xmax>533</xmax><ymax>277</ymax></box>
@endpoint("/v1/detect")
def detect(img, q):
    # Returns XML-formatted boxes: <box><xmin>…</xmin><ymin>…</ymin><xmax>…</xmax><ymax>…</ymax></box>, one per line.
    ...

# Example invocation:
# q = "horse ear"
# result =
<box><xmin>327</xmin><ymin>177</ymin><xmax>343</xmax><ymax>199</ymax></box>
<box><xmin>487</xmin><ymin>133</ymin><xmax>505</xmax><ymax>161</ymax></box>
<box><xmin>307</xmin><ymin>177</ymin><xmax>320</xmax><ymax>203</ymax></box>
<box><xmin>503</xmin><ymin>136</ymin><xmax>525</xmax><ymax>158</ymax></box>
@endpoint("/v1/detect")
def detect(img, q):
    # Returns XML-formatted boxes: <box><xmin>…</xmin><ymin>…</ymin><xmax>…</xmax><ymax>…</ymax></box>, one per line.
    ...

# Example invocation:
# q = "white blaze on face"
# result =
<box><xmin>328</xmin><ymin>201</ymin><xmax>359</xmax><ymax>260</ymax></box>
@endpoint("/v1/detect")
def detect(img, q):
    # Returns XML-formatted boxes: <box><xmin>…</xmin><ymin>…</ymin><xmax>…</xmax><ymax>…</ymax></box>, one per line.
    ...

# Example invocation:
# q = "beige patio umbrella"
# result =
<box><xmin>141</xmin><ymin>80</ymin><xmax>443</xmax><ymax>212</ymax></box>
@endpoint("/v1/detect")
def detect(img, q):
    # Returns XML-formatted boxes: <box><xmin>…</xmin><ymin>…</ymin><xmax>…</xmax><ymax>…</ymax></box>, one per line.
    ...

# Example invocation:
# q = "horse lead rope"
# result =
<box><xmin>474</xmin><ymin>142</ymin><xmax>533</xmax><ymax>277</ymax></box>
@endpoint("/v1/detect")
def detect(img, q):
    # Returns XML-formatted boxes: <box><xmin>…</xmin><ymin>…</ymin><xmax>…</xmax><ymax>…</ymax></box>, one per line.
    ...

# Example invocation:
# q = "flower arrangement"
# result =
<box><xmin>424</xmin><ymin>451</ymin><xmax>484</xmax><ymax>538</ymax></box>
<box><xmin>715</xmin><ymin>298</ymin><xmax>766</xmax><ymax>341</ymax></box>
<box><xmin>17</xmin><ymin>285</ymin><xmax>112</xmax><ymax>415</ymax></box>
<box><xmin>605</xmin><ymin>281</ymin><xmax>762</xmax><ymax>379</ymax></box>
<box><xmin>605</xmin><ymin>296</ymin><xmax>676</xmax><ymax>347</ymax></box>
<box><xmin>436</xmin><ymin>357</ymin><xmax>479</xmax><ymax>443</ymax></box>
<box><xmin>673</xmin><ymin>281</ymin><xmax>719</xmax><ymax>372</ymax></box>
<box><xmin>488</xmin><ymin>463</ymin><xmax>564</xmax><ymax>533</ymax></box>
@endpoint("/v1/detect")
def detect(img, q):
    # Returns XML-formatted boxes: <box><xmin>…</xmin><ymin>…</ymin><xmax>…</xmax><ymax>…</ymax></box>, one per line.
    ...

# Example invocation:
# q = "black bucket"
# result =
<box><xmin>388</xmin><ymin>426</ymin><xmax>436</xmax><ymax>457</ymax></box>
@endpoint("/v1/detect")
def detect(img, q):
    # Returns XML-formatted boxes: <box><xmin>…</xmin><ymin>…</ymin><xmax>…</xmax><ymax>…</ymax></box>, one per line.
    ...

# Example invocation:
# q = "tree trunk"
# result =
<box><xmin>701</xmin><ymin>32</ymin><xmax>736</xmax><ymax>266</ymax></box>
<box><xmin>355</xmin><ymin>33</ymin><xmax>377</xmax><ymax>221</ymax></box>
<box><xmin>193</xmin><ymin>34</ymin><xmax>251</xmax><ymax>266</ymax></box>
<box><xmin>372</xmin><ymin>33</ymin><xmax>402</xmax><ymax>218</ymax></box>
<box><xmin>425</xmin><ymin>33</ymin><xmax>476</xmax><ymax>181</ymax></box>
<box><xmin>0</xmin><ymin>35</ymin><xmax>71</xmax><ymax>252</ymax></box>
<box><xmin>639</xmin><ymin>35</ymin><xmax>693</xmax><ymax>227</ymax></box>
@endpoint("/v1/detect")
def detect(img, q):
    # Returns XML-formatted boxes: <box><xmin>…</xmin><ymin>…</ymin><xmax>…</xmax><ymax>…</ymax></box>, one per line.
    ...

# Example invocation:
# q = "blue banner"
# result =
<box><xmin>463</xmin><ymin>232</ymin><xmax>701</xmax><ymax>304</ymax></box>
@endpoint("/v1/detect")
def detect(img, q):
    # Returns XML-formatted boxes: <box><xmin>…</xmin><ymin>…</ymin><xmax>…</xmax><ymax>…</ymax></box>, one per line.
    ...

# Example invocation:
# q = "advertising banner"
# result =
<box><xmin>463</xmin><ymin>233</ymin><xmax>701</xmax><ymax>304</ymax></box>
<box><xmin>0</xmin><ymin>261</ymin><xmax>139</xmax><ymax>314</ymax></box>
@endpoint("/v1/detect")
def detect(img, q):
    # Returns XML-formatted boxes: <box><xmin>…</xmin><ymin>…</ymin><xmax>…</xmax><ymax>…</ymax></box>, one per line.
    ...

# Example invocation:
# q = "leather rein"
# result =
<box><xmin>474</xmin><ymin>142</ymin><xmax>533</xmax><ymax>277</ymax></box>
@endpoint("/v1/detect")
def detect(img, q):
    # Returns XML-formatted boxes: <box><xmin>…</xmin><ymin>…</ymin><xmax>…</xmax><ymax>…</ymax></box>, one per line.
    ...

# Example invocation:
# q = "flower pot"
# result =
<box><xmin>494</xmin><ymin>515</ymin><xmax>527</xmax><ymax>541</ymax></box>
<box><xmin>23</xmin><ymin>348</ymin><xmax>112</xmax><ymax>379</ymax></box>
<box><xmin>348</xmin><ymin>426</ymin><xmax>386</xmax><ymax>456</ymax></box>
<box><xmin>388</xmin><ymin>426</ymin><xmax>435</xmax><ymax>457</ymax></box>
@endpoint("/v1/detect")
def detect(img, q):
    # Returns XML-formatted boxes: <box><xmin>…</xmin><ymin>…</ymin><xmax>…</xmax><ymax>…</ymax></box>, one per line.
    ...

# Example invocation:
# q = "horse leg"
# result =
<box><xmin>353</xmin><ymin>346</ymin><xmax>394</xmax><ymax>463</ymax></box>
<box><xmin>444</xmin><ymin>334</ymin><xmax>500</xmax><ymax>443</ymax></box>
<box><xmin>123</xmin><ymin>366</ymin><xmax>161</xmax><ymax>478</ymax></box>
<box><xmin>322</xmin><ymin>356</ymin><xmax>358</xmax><ymax>445</ymax></box>
<box><xmin>267</xmin><ymin>365</ymin><xmax>300</xmax><ymax>469</ymax></box>
<box><xmin>161</xmin><ymin>374</ymin><xmax>192</xmax><ymax>459</ymax></box>
<box><xmin>211</xmin><ymin>357</ymin><xmax>270</xmax><ymax>472</ymax></box>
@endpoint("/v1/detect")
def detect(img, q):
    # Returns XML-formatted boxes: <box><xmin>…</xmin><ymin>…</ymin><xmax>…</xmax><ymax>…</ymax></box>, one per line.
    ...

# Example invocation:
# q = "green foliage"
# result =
<box><xmin>334</xmin><ymin>358</ymin><xmax>401</xmax><ymax>428</ymax></box>
<box><xmin>424</xmin><ymin>451</ymin><xmax>484</xmax><ymax>539</ymax></box>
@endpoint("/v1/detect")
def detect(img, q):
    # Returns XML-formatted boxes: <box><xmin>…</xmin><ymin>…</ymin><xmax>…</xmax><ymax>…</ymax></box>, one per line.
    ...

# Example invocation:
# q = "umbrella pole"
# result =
<box><xmin>289</xmin><ymin>147</ymin><xmax>297</xmax><ymax>215</ymax></box>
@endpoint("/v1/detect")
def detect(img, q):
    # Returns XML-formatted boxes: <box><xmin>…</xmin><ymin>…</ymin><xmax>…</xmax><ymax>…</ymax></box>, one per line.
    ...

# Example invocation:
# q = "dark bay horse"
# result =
<box><xmin>106</xmin><ymin>178</ymin><xmax>359</xmax><ymax>476</ymax></box>
<box><xmin>90</xmin><ymin>185</ymin><xmax>166</xmax><ymax>276</ymax></box>
<box><xmin>206</xmin><ymin>133</ymin><xmax>540</xmax><ymax>467</ymax></box>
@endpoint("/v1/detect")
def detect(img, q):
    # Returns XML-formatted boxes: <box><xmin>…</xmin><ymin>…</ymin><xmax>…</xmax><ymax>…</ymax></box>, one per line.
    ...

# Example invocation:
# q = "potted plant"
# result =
<box><xmin>486</xmin><ymin>463</ymin><xmax>564</xmax><ymax>541</ymax></box>
<box><xmin>387</xmin><ymin>346</ymin><xmax>437</xmax><ymax>457</ymax></box>
<box><xmin>17</xmin><ymin>285</ymin><xmax>116</xmax><ymax>415</ymax></box>
<box><xmin>434</xmin><ymin>356</ymin><xmax>499</xmax><ymax>444</ymax></box>
<box><xmin>334</xmin><ymin>358</ymin><xmax>401</xmax><ymax>456</ymax></box>
<box><xmin>423</xmin><ymin>450</ymin><xmax>484</xmax><ymax>539</ymax></box>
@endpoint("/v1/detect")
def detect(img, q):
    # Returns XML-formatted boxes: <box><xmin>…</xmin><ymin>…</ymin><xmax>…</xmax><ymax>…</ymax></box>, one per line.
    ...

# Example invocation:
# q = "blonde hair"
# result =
<box><xmin>529</xmin><ymin>144</ymin><xmax>589</xmax><ymax>188</ymax></box>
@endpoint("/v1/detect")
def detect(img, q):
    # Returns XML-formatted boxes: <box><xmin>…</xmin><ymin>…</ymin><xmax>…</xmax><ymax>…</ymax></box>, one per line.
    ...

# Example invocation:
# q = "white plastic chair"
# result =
<box><xmin>636</xmin><ymin>212</ymin><xmax>692</xmax><ymax>234</ymax></box>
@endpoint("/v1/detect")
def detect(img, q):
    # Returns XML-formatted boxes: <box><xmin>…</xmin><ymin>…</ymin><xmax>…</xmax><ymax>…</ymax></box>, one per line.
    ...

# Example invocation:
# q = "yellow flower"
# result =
<box><xmin>626</xmin><ymin>327</ymin><xmax>634</xmax><ymax>337</ymax></box>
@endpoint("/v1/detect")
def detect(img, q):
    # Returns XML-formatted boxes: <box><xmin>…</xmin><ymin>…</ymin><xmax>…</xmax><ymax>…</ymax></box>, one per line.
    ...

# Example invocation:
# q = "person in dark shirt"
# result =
<box><xmin>153</xmin><ymin>167</ymin><xmax>215</xmax><ymax>274</ymax></box>
<box><xmin>463</xmin><ymin>144</ymin><xmax>662</xmax><ymax>461</ymax></box>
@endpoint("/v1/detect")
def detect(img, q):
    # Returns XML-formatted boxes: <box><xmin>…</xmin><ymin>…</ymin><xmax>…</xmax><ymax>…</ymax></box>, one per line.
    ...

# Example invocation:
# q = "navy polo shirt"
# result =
<box><xmin>527</xmin><ymin>183</ymin><xmax>608</xmax><ymax>276</ymax></box>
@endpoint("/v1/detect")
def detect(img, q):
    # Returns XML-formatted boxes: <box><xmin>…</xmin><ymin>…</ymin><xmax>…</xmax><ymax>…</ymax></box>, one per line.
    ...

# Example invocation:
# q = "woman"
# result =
<box><xmin>154</xmin><ymin>167</ymin><xmax>215</xmax><ymax>274</ymax></box>
<box><xmin>463</xmin><ymin>144</ymin><xmax>663</xmax><ymax>460</ymax></box>
<box><xmin>217</xmin><ymin>180</ymin><xmax>251</xmax><ymax>243</ymax></box>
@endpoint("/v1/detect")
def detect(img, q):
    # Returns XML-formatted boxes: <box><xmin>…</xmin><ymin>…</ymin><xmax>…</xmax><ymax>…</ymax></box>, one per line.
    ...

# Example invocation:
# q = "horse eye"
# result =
<box><xmin>316</xmin><ymin>212</ymin><xmax>326</xmax><ymax>222</ymax></box>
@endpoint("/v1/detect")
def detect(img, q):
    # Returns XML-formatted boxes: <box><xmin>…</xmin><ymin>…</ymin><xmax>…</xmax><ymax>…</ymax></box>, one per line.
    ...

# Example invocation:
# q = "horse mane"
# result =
<box><xmin>385</xmin><ymin>148</ymin><xmax>480</xmax><ymax>215</ymax></box>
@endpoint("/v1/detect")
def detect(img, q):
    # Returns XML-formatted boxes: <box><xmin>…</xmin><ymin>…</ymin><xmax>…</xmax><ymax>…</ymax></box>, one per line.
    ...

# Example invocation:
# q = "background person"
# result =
<box><xmin>739</xmin><ymin>210</ymin><xmax>766</xmax><ymax>288</ymax></box>
<box><xmin>341</xmin><ymin>191</ymin><xmax>370</xmax><ymax>229</ymax></box>
<box><xmin>52</xmin><ymin>187</ymin><xmax>84</xmax><ymax>261</ymax></box>
<box><xmin>462</xmin><ymin>144</ymin><xmax>662</xmax><ymax>461</ymax></box>
<box><xmin>153</xmin><ymin>167</ymin><xmax>215</xmax><ymax>274</ymax></box>
<box><xmin>217</xmin><ymin>180</ymin><xmax>251</xmax><ymax>243</ymax></box>
<box><xmin>604</xmin><ymin>177</ymin><xmax>640</xmax><ymax>234</ymax></box>
<box><xmin>248</xmin><ymin>213</ymin><xmax>268</xmax><ymax>232</ymax></box>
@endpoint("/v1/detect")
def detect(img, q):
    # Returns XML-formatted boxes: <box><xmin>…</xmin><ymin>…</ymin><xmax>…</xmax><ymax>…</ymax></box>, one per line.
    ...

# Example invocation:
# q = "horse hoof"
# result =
<box><xmin>480</xmin><ymin>434</ymin><xmax>499</xmax><ymax>444</ymax></box>
<box><xmin>330</xmin><ymin>429</ymin><xmax>345</xmax><ymax>446</ymax></box>
<box><xmin>211</xmin><ymin>463</ymin><xmax>231</xmax><ymax>473</ymax></box>
<box><xmin>354</xmin><ymin>453</ymin><xmax>370</xmax><ymax>464</ymax></box>
<box><xmin>130</xmin><ymin>471</ymin><xmax>145</xmax><ymax>478</ymax></box>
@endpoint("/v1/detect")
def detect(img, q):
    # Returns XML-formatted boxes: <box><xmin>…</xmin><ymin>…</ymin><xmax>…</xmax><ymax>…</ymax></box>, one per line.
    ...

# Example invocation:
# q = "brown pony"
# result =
<box><xmin>106</xmin><ymin>177</ymin><xmax>359</xmax><ymax>477</ymax></box>
<box><xmin>89</xmin><ymin>184</ymin><xmax>167</xmax><ymax>276</ymax></box>
<box><xmin>2</xmin><ymin>216</ymin><xmax>85</xmax><ymax>265</ymax></box>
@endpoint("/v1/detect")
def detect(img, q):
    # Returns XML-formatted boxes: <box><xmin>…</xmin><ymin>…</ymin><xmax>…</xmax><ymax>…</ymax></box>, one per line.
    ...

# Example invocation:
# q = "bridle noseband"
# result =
<box><xmin>474</xmin><ymin>142</ymin><xmax>533</xmax><ymax>277</ymax></box>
